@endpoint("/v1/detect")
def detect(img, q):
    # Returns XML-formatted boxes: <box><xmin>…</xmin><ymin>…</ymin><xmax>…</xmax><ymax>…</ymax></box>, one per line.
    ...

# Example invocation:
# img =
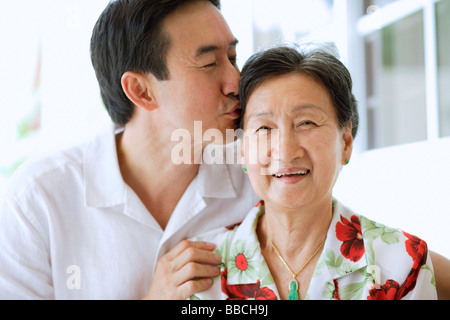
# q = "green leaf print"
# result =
<box><xmin>421</xmin><ymin>264</ymin><xmax>436</xmax><ymax>286</ymax></box>
<box><xmin>339</xmin><ymin>280</ymin><xmax>367</xmax><ymax>300</ymax></box>
<box><xmin>324</xmin><ymin>249</ymin><xmax>343</xmax><ymax>268</ymax></box>
<box><xmin>337</xmin><ymin>262</ymin><xmax>363</xmax><ymax>277</ymax></box>
<box><xmin>360</xmin><ymin>216</ymin><xmax>400</xmax><ymax>245</ymax></box>
<box><xmin>322</xmin><ymin>281</ymin><xmax>338</xmax><ymax>300</ymax></box>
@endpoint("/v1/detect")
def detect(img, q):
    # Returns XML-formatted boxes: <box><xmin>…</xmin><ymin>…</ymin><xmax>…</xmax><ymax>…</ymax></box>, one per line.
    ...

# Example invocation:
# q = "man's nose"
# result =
<box><xmin>222</xmin><ymin>62</ymin><xmax>240</xmax><ymax>97</ymax></box>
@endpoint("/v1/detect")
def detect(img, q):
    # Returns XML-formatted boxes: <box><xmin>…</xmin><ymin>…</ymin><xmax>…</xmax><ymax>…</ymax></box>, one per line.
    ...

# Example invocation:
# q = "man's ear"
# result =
<box><xmin>121</xmin><ymin>71</ymin><xmax>158</xmax><ymax>112</ymax></box>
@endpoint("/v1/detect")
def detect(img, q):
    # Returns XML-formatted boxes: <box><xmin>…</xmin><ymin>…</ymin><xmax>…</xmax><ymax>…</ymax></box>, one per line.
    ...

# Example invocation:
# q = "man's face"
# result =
<box><xmin>154</xmin><ymin>1</ymin><xmax>241</xmax><ymax>144</ymax></box>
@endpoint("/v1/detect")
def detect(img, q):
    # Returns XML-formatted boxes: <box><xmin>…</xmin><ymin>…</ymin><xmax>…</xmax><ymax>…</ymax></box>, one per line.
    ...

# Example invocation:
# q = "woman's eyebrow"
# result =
<box><xmin>292</xmin><ymin>104</ymin><xmax>327</xmax><ymax>114</ymax></box>
<box><xmin>247</xmin><ymin>104</ymin><xmax>326</xmax><ymax>121</ymax></box>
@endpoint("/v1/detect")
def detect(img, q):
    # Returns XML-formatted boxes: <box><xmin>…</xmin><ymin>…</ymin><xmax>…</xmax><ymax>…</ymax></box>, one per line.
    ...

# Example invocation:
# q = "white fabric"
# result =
<box><xmin>0</xmin><ymin>124</ymin><xmax>259</xmax><ymax>299</ymax></box>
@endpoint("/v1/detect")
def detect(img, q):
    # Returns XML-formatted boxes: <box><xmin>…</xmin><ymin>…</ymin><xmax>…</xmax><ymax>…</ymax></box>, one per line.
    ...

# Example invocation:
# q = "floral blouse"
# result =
<box><xmin>189</xmin><ymin>200</ymin><xmax>437</xmax><ymax>300</ymax></box>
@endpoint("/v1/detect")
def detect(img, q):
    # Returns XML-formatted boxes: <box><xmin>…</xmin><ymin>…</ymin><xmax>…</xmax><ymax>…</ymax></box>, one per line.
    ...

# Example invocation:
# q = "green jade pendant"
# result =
<box><xmin>288</xmin><ymin>278</ymin><xmax>299</xmax><ymax>300</ymax></box>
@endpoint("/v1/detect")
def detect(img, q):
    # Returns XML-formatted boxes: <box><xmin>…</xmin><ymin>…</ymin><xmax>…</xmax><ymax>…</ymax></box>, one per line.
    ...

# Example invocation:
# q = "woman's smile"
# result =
<box><xmin>272</xmin><ymin>168</ymin><xmax>311</xmax><ymax>184</ymax></box>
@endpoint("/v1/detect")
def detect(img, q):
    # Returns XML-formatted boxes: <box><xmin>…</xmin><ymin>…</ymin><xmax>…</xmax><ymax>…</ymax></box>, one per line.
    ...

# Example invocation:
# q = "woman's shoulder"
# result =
<box><xmin>332</xmin><ymin>200</ymin><xmax>436</xmax><ymax>299</ymax></box>
<box><xmin>334</xmin><ymin>200</ymin><xmax>429</xmax><ymax>269</ymax></box>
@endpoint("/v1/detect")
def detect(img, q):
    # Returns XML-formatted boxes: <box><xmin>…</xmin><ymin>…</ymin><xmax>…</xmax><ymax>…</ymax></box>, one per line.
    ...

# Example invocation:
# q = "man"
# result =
<box><xmin>0</xmin><ymin>0</ymin><xmax>449</xmax><ymax>300</ymax></box>
<box><xmin>0</xmin><ymin>0</ymin><xmax>258</xmax><ymax>299</ymax></box>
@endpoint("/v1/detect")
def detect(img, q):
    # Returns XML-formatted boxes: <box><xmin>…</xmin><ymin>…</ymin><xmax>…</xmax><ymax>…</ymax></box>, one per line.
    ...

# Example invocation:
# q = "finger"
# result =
<box><xmin>172</xmin><ymin>246</ymin><xmax>221</xmax><ymax>272</ymax></box>
<box><xmin>176</xmin><ymin>262</ymin><xmax>220</xmax><ymax>285</ymax></box>
<box><xmin>165</xmin><ymin>240</ymin><xmax>216</xmax><ymax>261</ymax></box>
<box><xmin>178</xmin><ymin>277</ymin><xmax>215</xmax><ymax>299</ymax></box>
<box><xmin>148</xmin><ymin>261</ymin><xmax>219</xmax><ymax>300</ymax></box>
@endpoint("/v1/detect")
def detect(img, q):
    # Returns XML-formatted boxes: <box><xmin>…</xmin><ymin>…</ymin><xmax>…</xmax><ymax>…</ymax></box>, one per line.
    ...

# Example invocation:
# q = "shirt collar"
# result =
<box><xmin>84</xmin><ymin>124</ymin><xmax>238</xmax><ymax>207</ymax></box>
<box><xmin>84</xmin><ymin>123</ymin><xmax>127</xmax><ymax>208</ymax></box>
<box><xmin>196</xmin><ymin>143</ymin><xmax>237</xmax><ymax>199</ymax></box>
<box><xmin>224</xmin><ymin>200</ymin><xmax>368</xmax><ymax>286</ymax></box>
<box><xmin>223</xmin><ymin>202</ymin><xmax>268</xmax><ymax>286</ymax></box>
<box><xmin>160</xmin><ymin>143</ymin><xmax>239</xmax><ymax>239</ymax></box>
<box><xmin>320</xmin><ymin>200</ymin><xmax>368</xmax><ymax>280</ymax></box>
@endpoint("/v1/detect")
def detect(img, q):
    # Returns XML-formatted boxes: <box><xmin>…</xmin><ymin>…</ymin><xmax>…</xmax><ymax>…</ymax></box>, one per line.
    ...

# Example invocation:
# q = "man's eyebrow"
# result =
<box><xmin>195</xmin><ymin>39</ymin><xmax>239</xmax><ymax>58</ymax></box>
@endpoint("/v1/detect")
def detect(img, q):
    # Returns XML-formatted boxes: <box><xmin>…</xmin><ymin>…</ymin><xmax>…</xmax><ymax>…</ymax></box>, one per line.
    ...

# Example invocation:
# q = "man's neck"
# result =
<box><xmin>116</xmin><ymin>125</ymin><xmax>200</xmax><ymax>230</ymax></box>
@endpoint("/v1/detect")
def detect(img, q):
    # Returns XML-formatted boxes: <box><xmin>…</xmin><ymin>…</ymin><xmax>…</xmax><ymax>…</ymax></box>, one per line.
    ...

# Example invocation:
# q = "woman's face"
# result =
<box><xmin>241</xmin><ymin>72</ymin><xmax>353</xmax><ymax>211</ymax></box>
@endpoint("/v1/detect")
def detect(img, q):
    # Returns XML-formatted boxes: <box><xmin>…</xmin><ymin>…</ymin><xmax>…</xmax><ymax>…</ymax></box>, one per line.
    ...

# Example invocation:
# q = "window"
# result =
<box><xmin>437</xmin><ymin>0</ymin><xmax>450</xmax><ymax>137</ymax></box>
<box><xmin>340</xmin><ymin>0</ymin><xmax>450</xmax><ymax>259</ymax></box>
<box><xmin>358</xmin><ymin>0</ymin><xmax>448</xmax><ymax>149</ymax></box>
<box><xmin>365</xmin><ymin>11</ymin><xmax>427</xmax><ymax>149</ymax></box>
<box><xmin>363</xmin><ymin>0</ymin><xmax>401</xmax><ymax>15</ymax></box>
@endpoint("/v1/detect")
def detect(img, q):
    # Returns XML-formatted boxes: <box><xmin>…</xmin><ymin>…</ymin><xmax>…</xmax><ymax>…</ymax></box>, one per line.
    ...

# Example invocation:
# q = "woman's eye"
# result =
<box><xmin>299</xmin><ymin>121</ymin><xmax>316</xmax><ymax>127</ymax></box>
<box><xmin>256</xmin><ymin>126</ymin><xmax>271</xmax><ymax>133</ymax></box>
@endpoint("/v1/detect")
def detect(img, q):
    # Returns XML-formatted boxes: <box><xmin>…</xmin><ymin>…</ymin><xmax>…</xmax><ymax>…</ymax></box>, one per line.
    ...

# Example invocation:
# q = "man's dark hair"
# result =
<box><xmin>239</xmin><ymin>45</ymin><xmax>359</xmax><ymax>138</ymax></box>
<box><xmin>91</xmin><ymin>0</ymin><xmax>221</xmax><ymax>125</ymax></box>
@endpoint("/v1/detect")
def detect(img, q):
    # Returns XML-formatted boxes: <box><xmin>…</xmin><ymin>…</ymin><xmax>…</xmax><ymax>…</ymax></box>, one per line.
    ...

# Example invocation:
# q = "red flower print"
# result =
<box><xmin>368</xmin><ymin>279</ymin><xmax>401</xmax><ymax>300</ymax></box>
<box><xmin>235</xmin><ymin>253</ymin><xmax>248</xmax><ymax>271</ymax></box>
<box><xmin>403</xmin><ymin>231</ymin><xmax>428</xmax><ymax>268</ymax></box>
<box><xmin>397</xmin><ymin>232</ymin><xmax>428</xmax><ymax>298</ymax></box>
<box><xmin>255</xmin><ymin>286</ymin><xmax>277</xmax><ymax>300</ymax></box>
<box><xmin>221</xmin><ymin>270</ymin><xmax>277</xmax><ymax>300</ymax></box>
<box><xmin>367</xmin><ymin>233</ymin><xmax>429</xmax><ymax>300</ymax></box>
<box><xmin>332</xmin><ymin>279</ymin><xmax>340</xmax><ymax>300</ymax></box>
<box><xmin>225</xmin><ymin>221</ymin><xmax>242</xmax><ymax>230</ymax></box>
<box><xmin>335</xmin><ymin>215</ymin><xmax>365</xmax><ymax>262</ymax></box>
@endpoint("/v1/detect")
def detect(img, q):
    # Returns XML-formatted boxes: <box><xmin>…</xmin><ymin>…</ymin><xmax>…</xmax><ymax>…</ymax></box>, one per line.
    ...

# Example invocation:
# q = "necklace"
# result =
<box><xmin>267</xmin><ymin>232</ymin><xmax>326</xmax><ymax>300</ymax></box>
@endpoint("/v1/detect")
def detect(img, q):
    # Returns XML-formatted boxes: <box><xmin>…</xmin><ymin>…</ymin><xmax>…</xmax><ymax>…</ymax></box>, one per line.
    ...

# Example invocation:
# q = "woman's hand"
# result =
<box><xmin>142</xmin><ymin>240</ymin><xmax>222</xmax><ymax>300</ymax></box>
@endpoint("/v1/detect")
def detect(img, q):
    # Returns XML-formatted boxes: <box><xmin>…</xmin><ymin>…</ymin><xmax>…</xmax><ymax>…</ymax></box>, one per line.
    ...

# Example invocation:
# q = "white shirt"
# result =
<box><xmin>0</xmin><ymin>124</ymin><xmax>260</xmax><ymax>299</ymax></box>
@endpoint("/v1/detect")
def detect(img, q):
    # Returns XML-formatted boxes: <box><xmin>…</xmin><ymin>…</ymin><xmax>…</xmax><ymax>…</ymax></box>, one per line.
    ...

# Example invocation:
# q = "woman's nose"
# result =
<box><xmin>271</xmin><ymin>130</ymin><xmax>304</xmax><ymax>163</ymax></box>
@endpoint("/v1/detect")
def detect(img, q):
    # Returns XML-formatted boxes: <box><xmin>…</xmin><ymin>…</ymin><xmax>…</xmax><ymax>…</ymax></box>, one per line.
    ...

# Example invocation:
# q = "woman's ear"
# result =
<box><xmin>121</xmin><ymin>71</ymin><xmax>158</xmax><ymax>112</ymax></box>
<box><xmin>240</xmin><ymin>142</ymin><xmax>247</xmax><ymax>173</ymax></box>
<box><xmin>341</xmin><ymin>125</ymin><xmax>353</xmax><ymax>165</ymax></box>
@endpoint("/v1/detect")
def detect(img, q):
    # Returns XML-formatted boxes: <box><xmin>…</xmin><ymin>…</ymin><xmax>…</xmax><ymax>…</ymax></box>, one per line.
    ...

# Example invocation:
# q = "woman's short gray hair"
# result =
<box><xmin>239</xmin><ymin>45</ymin><xmax>359</xmax><ymax>138</ymax></box>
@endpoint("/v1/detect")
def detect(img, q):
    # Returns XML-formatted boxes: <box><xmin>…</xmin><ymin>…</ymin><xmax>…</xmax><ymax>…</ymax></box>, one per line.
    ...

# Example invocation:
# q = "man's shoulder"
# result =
<box><xmin>5</xmin><ymin>143</ymin><xmax>86</xmax><ymax>199</ymax></box>
<box><xmin>4</xmin><ymin>125</ymin><xmax>117</xmax><ymax>200</ymax></box>
<box><xmin>190</xmin><ymin>202</ymin><xmax>260</xmax><ymax>252</ymax></box>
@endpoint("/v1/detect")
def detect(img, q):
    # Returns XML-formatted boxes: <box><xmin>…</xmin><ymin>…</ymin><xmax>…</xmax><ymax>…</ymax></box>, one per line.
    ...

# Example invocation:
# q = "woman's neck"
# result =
<box><xmin>257</xmin><ymin>198</ymin><xmax>333</xmax><ymax>300</ymax></box>
<box><xmin>260</xmin><ymin>198</ymin><xmax>332</xmax><ymax>257</ymax></box>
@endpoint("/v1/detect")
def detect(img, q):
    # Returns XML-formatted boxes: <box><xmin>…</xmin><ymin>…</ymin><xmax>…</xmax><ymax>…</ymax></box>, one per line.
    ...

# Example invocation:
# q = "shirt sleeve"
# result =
<box><xmin>401</xmin><ymin>253</ymin><xmax>437</xmax><ymax>300</ymax></box>
<box><xmin>0</xmin><ymin>193</ymin><xmax>54</xmax><ymax>299</ymax></box>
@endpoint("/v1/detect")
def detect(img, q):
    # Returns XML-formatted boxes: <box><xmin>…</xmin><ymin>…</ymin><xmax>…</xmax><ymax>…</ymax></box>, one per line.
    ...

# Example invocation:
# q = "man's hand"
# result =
<box><xmin>143</xmin><ymin>240</ymin><xmax>222</xmax><ymax>300</ymax></box>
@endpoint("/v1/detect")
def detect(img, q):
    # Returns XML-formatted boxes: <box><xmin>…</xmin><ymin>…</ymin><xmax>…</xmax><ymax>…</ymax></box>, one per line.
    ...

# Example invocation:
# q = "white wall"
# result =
<box><xmin>334</xmin><ymin>138</ymin><xmax>450</xmax><ymax>258</ymax></box>
<box><xmin>0</xmin><ymin>0</ymin><xmax>111</xmax><ymax>201</ymax></box>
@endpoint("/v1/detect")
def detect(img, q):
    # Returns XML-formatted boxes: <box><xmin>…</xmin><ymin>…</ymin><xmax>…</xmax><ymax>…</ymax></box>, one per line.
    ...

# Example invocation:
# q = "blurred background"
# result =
<box><xmin>0</xmin><ymin>0</ymin><xmax>449</xmax><ymax>258</ymax></box>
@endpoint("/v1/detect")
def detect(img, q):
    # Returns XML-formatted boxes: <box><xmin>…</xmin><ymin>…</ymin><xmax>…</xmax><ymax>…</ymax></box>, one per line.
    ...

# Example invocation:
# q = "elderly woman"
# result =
<box><xmin>190</xmin><ymin>46</ymin><xmax>437</xmax><ymax>300</ymax></box>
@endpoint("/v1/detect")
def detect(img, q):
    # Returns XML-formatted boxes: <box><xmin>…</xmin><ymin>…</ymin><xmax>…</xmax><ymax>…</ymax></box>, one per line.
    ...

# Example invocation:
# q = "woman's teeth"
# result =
<box><xmin>273</xmin><ymin>170</ymin><xmax>309</xmax><ymax>178</ymax></box>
